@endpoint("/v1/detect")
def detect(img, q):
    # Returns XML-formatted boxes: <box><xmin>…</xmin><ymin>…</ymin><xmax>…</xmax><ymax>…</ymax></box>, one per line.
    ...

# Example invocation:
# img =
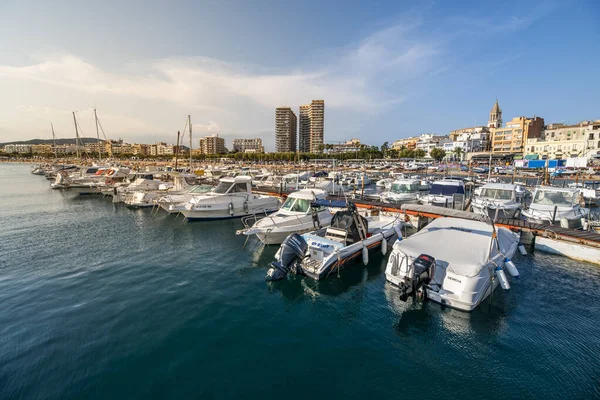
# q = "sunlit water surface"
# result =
<box><xmin>0</xmin><ymin>164</ymin><xmax>599</xmax><ymax>399</ymax></box>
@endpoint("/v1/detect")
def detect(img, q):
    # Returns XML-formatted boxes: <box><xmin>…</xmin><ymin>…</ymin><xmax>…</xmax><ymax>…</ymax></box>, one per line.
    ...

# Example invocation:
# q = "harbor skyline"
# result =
<box><xmin>1</xmin><ymin>1</ymin><xmax>599</xmax><ymax>150</ymax></box>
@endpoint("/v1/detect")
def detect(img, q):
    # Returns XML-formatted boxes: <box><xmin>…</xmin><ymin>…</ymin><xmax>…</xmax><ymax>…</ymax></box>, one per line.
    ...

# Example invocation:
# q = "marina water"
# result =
<box><xmin>1</xmin><ymin>163</ymin><xmax>599</xmax><ymax>399</ymax></box>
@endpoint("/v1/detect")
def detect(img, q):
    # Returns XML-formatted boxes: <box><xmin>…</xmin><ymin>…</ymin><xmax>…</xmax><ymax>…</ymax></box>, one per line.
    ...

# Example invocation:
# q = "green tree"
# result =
<box><xmin>414</xmin><ymin>149</ymin><xmax>426</xmax><ymax>159</ymax></box>
<box><xmin>453</xmin><ymin>147</ymin><xmax>464</xmax><ymax>161</ymax></box>
<box><xmin>381</xmin><ymin>141</ymin><xmax>389</xmax><ymax>157</ymax></box>
<box><xmin>430</xmin><ymin>147</ymin><xmax>446</xmax><ymax>161</ymax></box>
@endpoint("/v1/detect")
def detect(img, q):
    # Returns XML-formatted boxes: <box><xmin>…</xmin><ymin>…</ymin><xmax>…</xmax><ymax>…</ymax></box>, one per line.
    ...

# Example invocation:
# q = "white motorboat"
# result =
<box><xmin>471</xmin><ymin>183</ymin><xmax>526</xmax><ymax>219</ymax></box>
<box><xmin>266</xmin><ymin>201</ymin><xmax>402</xmax><ymax>281</ymax></box>
<box><xmin>522</xmin><ymin>186</ymin><xmax>589</xmax><ymax>227</ymax></box>
<box><xmin>111</xmin><ymin>172</ymin><xmax>171</xmax><ymax>203</ymax></box>
<box><xmin>385</xmin><ymin>217</ymin><xmax>520</xmax><ymax>312</ymax></box>
<box><xmin>418</xmin><ymin>179</ymin><xmax>465</xmax><ymax>207</ymax></box>
<box><xmin>380</xmin><ymin>179</ymin><xmax>421</xmax><ymax>204</ymax></box>
<box><xmin>124</xmin><ymin>174</ymin><xmax>199</xmax><ymax>208</ymax></box>
<box><xmin>237</xmin><ymin>189</ymin><xmax>333</xmax><ymax>245</ymax></box>
<box><xmin>376</xmin><ymin>177</ymin><xmax>394</xmax><ymax>190</ymax></box>
<box><xmin>50</xmin><ymin>166</ymin><xmax>130</xmax><ymax>194</ymax></box>
<box><xmin>180</xmin><ymin>176</ymin><xmax>280</xmax><ymax>220</ymax></box>
<box><xmin>155</xmin><ymin>184</ymin><xmax>215</xmax><ymax>213</ymax></box>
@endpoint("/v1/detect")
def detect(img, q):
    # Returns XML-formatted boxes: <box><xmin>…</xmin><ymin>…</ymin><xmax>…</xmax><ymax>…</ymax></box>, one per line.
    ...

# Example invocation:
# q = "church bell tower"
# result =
<box><xmin>488</xmin><ymin>99</ymin><xmax>502</xmax><ymax>128</ymax></box>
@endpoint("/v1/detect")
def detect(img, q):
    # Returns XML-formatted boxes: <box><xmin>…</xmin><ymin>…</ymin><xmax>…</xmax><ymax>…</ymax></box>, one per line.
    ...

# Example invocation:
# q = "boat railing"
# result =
<box><xmin>241</xmin><ymin>209</ymin><xmax>272</xmax><ymax>230</ymax></box>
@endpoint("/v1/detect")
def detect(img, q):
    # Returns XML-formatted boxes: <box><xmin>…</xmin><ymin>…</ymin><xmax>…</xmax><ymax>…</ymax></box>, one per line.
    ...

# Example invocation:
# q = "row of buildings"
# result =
<box><xmin>275</xmin><ymin>100</ymin><xmax>324</xmax><ymax>153</ymax></box>
<box><xmin>2</xmin><ymin>135</ymin><xmax>265</xmax><ymax>157</ymax></box>
<box><xmin>392</xmin><ymin>100</ymin><xmax>600</xmax><ymax>162</ymax></box>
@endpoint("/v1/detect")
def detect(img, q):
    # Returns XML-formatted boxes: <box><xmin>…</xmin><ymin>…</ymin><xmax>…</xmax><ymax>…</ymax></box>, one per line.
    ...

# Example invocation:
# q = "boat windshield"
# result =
<box><xmin>190</xmin><ymin>185</ymin><xmax>212</xmax><ymax>193</ymax></box>
<box><xmin>481</xmin><ymin>188</ymin><xmax>513</xmax><ymax>200</ymax></box>
<box><xmin>429</xmin><ymin>184</ymin><xmax>464</xmax><ymax>196</ymax></box>
<box><xmin>390</xmin><ymin>183</ymin><xmax>418</xmax><ymax>193</ymax></box>
<box><xmin>213</xmin><ymin>181</ymin><xmax>233</xmax><ymax>194</ymax></box>
<box><xmin>281</xmin><ymin>197</ymin><xmax>310</xmax><ymax>213</ymax></box>
<box><xmin>533</xmin><ymin>190</ymin><xmax>574</xmax><ymax>207</ymax></box>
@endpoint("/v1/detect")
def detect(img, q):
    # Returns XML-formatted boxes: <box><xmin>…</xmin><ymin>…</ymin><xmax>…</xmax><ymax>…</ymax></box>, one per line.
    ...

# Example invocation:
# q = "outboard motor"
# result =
<box><xmin>398</xmin><ymin>254</ymin><xmax>436</xmax><ymax>302</ymax></box>
<box><xmin>265</xmin><ymin>233</ymin><xmax>308</xmax><ymax>281</ymax></box>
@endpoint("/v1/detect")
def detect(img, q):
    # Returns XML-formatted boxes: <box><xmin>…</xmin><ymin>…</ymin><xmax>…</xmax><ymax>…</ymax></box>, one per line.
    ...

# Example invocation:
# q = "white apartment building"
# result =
<box><xmin>232</xmin><ymin>138</ymin><xmax>264</xmax><ymax>153</ymax></box>
<box><xmin>4</xmin><ymin>144</ymin><xmax>32</xmax><ymax>153</ymax></box>
<box><xmin>416</xmin><ymin>134</ymin><xmax>449</xmax><ymax>155</ymax></box>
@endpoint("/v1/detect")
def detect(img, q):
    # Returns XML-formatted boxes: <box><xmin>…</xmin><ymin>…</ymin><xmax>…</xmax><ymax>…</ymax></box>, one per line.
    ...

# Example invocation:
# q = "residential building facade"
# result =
<box><xmin>275</xmin><ymin>107</ymin><xmax>297</xmax><ymax>152</ymax></box>
<box><xmin>298</xmin><ymin>100</ymin><xmax>324</xmax><ymax>153</ymax></box>
<box><xmin>491</xmin><ymin>116</ymin><xmax>544</xmax><ymax>155</ymax></box>
<box><xmin>327</xmin><ymin>139</ymin><xmax>361</xmax><ymax>154</ymax></box>
<box><xmin>525</xmin><ymin>120</ymin><xmax>600</xmax><ymax>160</ymax></box>
<box><xmin>31</xmin><ymin>144</ymin><xmax>53</xmax><ymax>154</ymax></box>
<box><xmin>391</xmin><ymin>137</ymin><xmax>418</xmax><ymax>150</ymax></box>
<box><xmin>199</xmin><ymin>134</ymin><xmax>226</xmax><ymax>155</ymax></box>
<box><xmin>415</xmin><ymin>134</ymin><xmax>449</xmax><ymax>155</ymax></box>
<box><xmin>4</xmin><ymin>144</ymin><xmax>32</xmax><ymax>153</ymax></box>
<box><xmin>298</xmin><ymin>104</ymin><xmax>311</xmax><ymax>152</ymax></box>
<box><xmin>232</xmin><ymin>138</ymin><xmax>264</xmax><ymax>153</ymax></box>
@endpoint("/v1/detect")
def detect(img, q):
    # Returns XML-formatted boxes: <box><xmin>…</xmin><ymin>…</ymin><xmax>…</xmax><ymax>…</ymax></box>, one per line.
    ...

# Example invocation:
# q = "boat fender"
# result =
<box><xmin>380</xmin><ymin>234</ymin><xmax>387</xmax><ymax>256</ymax></box>
<box><xmin>518</xmin><ymin>244</ymin><xmax>527</xmax><ymax>256</ymax></box>
<box><xmin>393</xmin><ymin>225</ymin><xmax>403</xmax><ymax>241</ymax></box>
<box><xmin>495</xmin><ymin>267</ymin><xmax>510</xmax><ymax>290</ymax></box>
<box><xmin>243</xmin><ymin>201</ymin><xmax>249</xmax><ymax>214</ymax></box>
<box><xmin>362</xmin><ymin>245</ymin><xmax>369</xmax><ymax>265</ymax></box>
<box><xmin>228</xmin><ymin>202</ymin><xmax>235</xmax><ymax>216</ymax></box>
<box><xmin>504</xmin><ymin>258</ymin><xmax>519</xmax><ymax>278</ymax></box>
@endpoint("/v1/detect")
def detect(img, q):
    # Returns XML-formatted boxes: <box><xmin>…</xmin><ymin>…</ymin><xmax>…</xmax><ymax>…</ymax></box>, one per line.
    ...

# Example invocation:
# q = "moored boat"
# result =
<box><xmin>237</xmin><ymin>189</ymin><xmax>333</xmax><ymax>245</ymax></box>
<box><xmin>385</xmin><ymin>217</ymin><xmax>520</xmax><ymax>312</ymax></box>
<box><xmin>266</xmin><ymin>201</ymin><xmax>402</xmax><ymax>281</ymax></box>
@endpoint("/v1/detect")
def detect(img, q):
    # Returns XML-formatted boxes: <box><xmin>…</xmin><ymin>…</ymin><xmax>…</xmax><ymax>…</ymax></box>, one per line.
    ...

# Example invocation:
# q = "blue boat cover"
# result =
<box><xmin>311</xmin><ymin>199</ymin><xmax>348</xmax><ymax>208</ymax></box>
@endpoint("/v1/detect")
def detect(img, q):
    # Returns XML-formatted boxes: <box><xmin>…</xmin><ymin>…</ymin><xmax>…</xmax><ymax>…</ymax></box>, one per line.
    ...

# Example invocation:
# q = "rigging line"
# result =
<box><xmin>96</xmin><ymin>112</ymin><xmax>108</xmax><ymax>141</ymax></box>
<box><xmin>75</xmin><ymin>118</ymin><xmax>90</xmax><ymax>157</ymax></box>
<box><xmin>179</xmin><ymin>118</ymin><xmax>189</xmax><ymax>147</ymax></box>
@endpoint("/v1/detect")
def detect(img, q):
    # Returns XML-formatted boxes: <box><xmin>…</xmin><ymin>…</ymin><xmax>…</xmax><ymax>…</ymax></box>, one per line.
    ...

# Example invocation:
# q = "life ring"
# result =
<box><xmin>106</xmin><ymin>170</ymin><xmax>115</xmax><ymax>177</ymax></box>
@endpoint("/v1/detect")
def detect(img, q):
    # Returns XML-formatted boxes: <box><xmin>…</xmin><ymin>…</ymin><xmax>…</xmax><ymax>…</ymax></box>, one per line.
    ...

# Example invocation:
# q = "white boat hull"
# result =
<box><xmin>182</xmin><ymin>197</ymin><xmax>280</xmax><ymax>220</ymax></box>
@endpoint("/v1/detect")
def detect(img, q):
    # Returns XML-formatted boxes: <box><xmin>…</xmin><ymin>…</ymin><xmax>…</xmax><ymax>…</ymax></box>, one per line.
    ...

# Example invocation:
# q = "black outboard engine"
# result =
<box><xmin>265</xmin><ymin>233</ymin><xmax>308</xmax><ymax>281</ymax></box>
<box><xmin>398</xmin><ymin>254</ymin><xmax>436</xmax><ymax>302</ymax></box>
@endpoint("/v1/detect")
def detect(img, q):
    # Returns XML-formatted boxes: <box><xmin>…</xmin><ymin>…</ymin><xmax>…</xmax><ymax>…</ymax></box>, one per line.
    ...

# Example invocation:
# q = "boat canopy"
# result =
<box><xmin>310</xmin><ymin>199</ymin><xmax>348</xmax><ymax>208</ymax></box>
<box><xmin>395</xmin><ymin>218</ymin><xmax>516</xmax><ymax>277</ymax></box>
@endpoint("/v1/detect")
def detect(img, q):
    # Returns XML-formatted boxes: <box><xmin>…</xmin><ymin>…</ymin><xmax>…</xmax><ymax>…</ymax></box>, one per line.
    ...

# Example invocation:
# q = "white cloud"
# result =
<box><xmin>0</xmin><ymin>19</ymin><xmax>440</xmax><ymax>147</ymax></box>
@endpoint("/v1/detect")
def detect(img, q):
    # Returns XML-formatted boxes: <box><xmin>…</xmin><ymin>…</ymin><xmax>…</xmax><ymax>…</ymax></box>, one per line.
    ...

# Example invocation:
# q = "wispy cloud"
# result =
<box><xmin>0</xmin><ymin>17</ymin><xmax>440</xmax><ymax>144</ymax></box>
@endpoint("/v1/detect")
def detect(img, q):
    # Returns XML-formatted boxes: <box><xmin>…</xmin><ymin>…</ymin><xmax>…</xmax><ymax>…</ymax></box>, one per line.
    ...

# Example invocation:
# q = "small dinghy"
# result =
<box><xmin>266</xmin><ymin>201</ymin><xmax>402</xmax><ymax>281</ymax></box>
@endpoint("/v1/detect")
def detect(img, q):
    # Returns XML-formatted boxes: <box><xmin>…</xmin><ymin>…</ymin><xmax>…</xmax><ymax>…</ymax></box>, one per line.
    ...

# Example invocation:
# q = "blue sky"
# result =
<box><xmin>0</xmin><ymin>0</ymin><xmax>598</xmax><ymax>150</ymax></box>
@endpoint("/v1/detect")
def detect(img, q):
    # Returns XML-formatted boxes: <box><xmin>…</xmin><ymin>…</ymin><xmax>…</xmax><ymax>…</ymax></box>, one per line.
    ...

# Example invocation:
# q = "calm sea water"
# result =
<box><xmin>0</xmin><ymin>164</ymin><xmax>599</xmax><ymax>399</ymax></box>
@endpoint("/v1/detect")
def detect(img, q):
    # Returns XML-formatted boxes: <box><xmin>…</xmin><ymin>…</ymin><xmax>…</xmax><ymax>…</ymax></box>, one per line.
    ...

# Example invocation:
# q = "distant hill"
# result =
<box><xmin>0</xmin><ymin>138</ymin><xmax>105</xmax><ymax>146</ymax></box>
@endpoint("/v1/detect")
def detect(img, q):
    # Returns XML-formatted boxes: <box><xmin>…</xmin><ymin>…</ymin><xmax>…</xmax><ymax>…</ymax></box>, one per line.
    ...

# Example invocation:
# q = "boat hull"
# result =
<box><xmin>300</xmin><ymin>229</ymin><xmax>399</xmax><ymax>280</ymax></box>
<box><xmin>182</xmin><ymin>198</ymin><xmax>280</xmax><ymax>220</ymax></box>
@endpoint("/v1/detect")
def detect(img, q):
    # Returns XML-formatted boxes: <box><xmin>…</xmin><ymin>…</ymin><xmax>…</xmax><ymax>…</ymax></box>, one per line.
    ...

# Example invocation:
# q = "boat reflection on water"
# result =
<box><xmin>267</xmin><ymin>252</ymin><xmax>389</xmax><ymax>302</ymax></box>
<box><xmin>385</xmin><ymin>283</ymin><xmax>510</xmax><ymax>338</ymax></box>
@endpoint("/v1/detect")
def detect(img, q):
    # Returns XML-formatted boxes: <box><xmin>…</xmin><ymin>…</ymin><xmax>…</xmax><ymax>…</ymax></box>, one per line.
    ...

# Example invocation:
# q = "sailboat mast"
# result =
<box><xmin>72</xmin><ymin>112</ymin><xmax>80</xmax><ymax>159</ymax></box>
<box><xmin>188</xmin><ymin>115</ymin><xmax>192</xmax><ymax>172</ymax></box>
<box><xmin>174</xmin><ymin>131</ymin><xmax>181</xmax><ymax>171</ymax></box>
<box><xmin>51</xmin><ymin>123</ymin><xmax>57</xmax><ymax>159</ymax></box>
<box><xmin>94</xmin><ymin>108</ymin><xmax>103</xmax><ymax>160</ymax></box>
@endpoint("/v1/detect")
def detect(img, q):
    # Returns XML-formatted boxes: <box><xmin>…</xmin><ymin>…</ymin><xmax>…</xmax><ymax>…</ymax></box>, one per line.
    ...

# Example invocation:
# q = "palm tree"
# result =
<box><xmin>453</xmin><ymin>147</ymin><xmax>464</xmax><ymax>161</ymax></box>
